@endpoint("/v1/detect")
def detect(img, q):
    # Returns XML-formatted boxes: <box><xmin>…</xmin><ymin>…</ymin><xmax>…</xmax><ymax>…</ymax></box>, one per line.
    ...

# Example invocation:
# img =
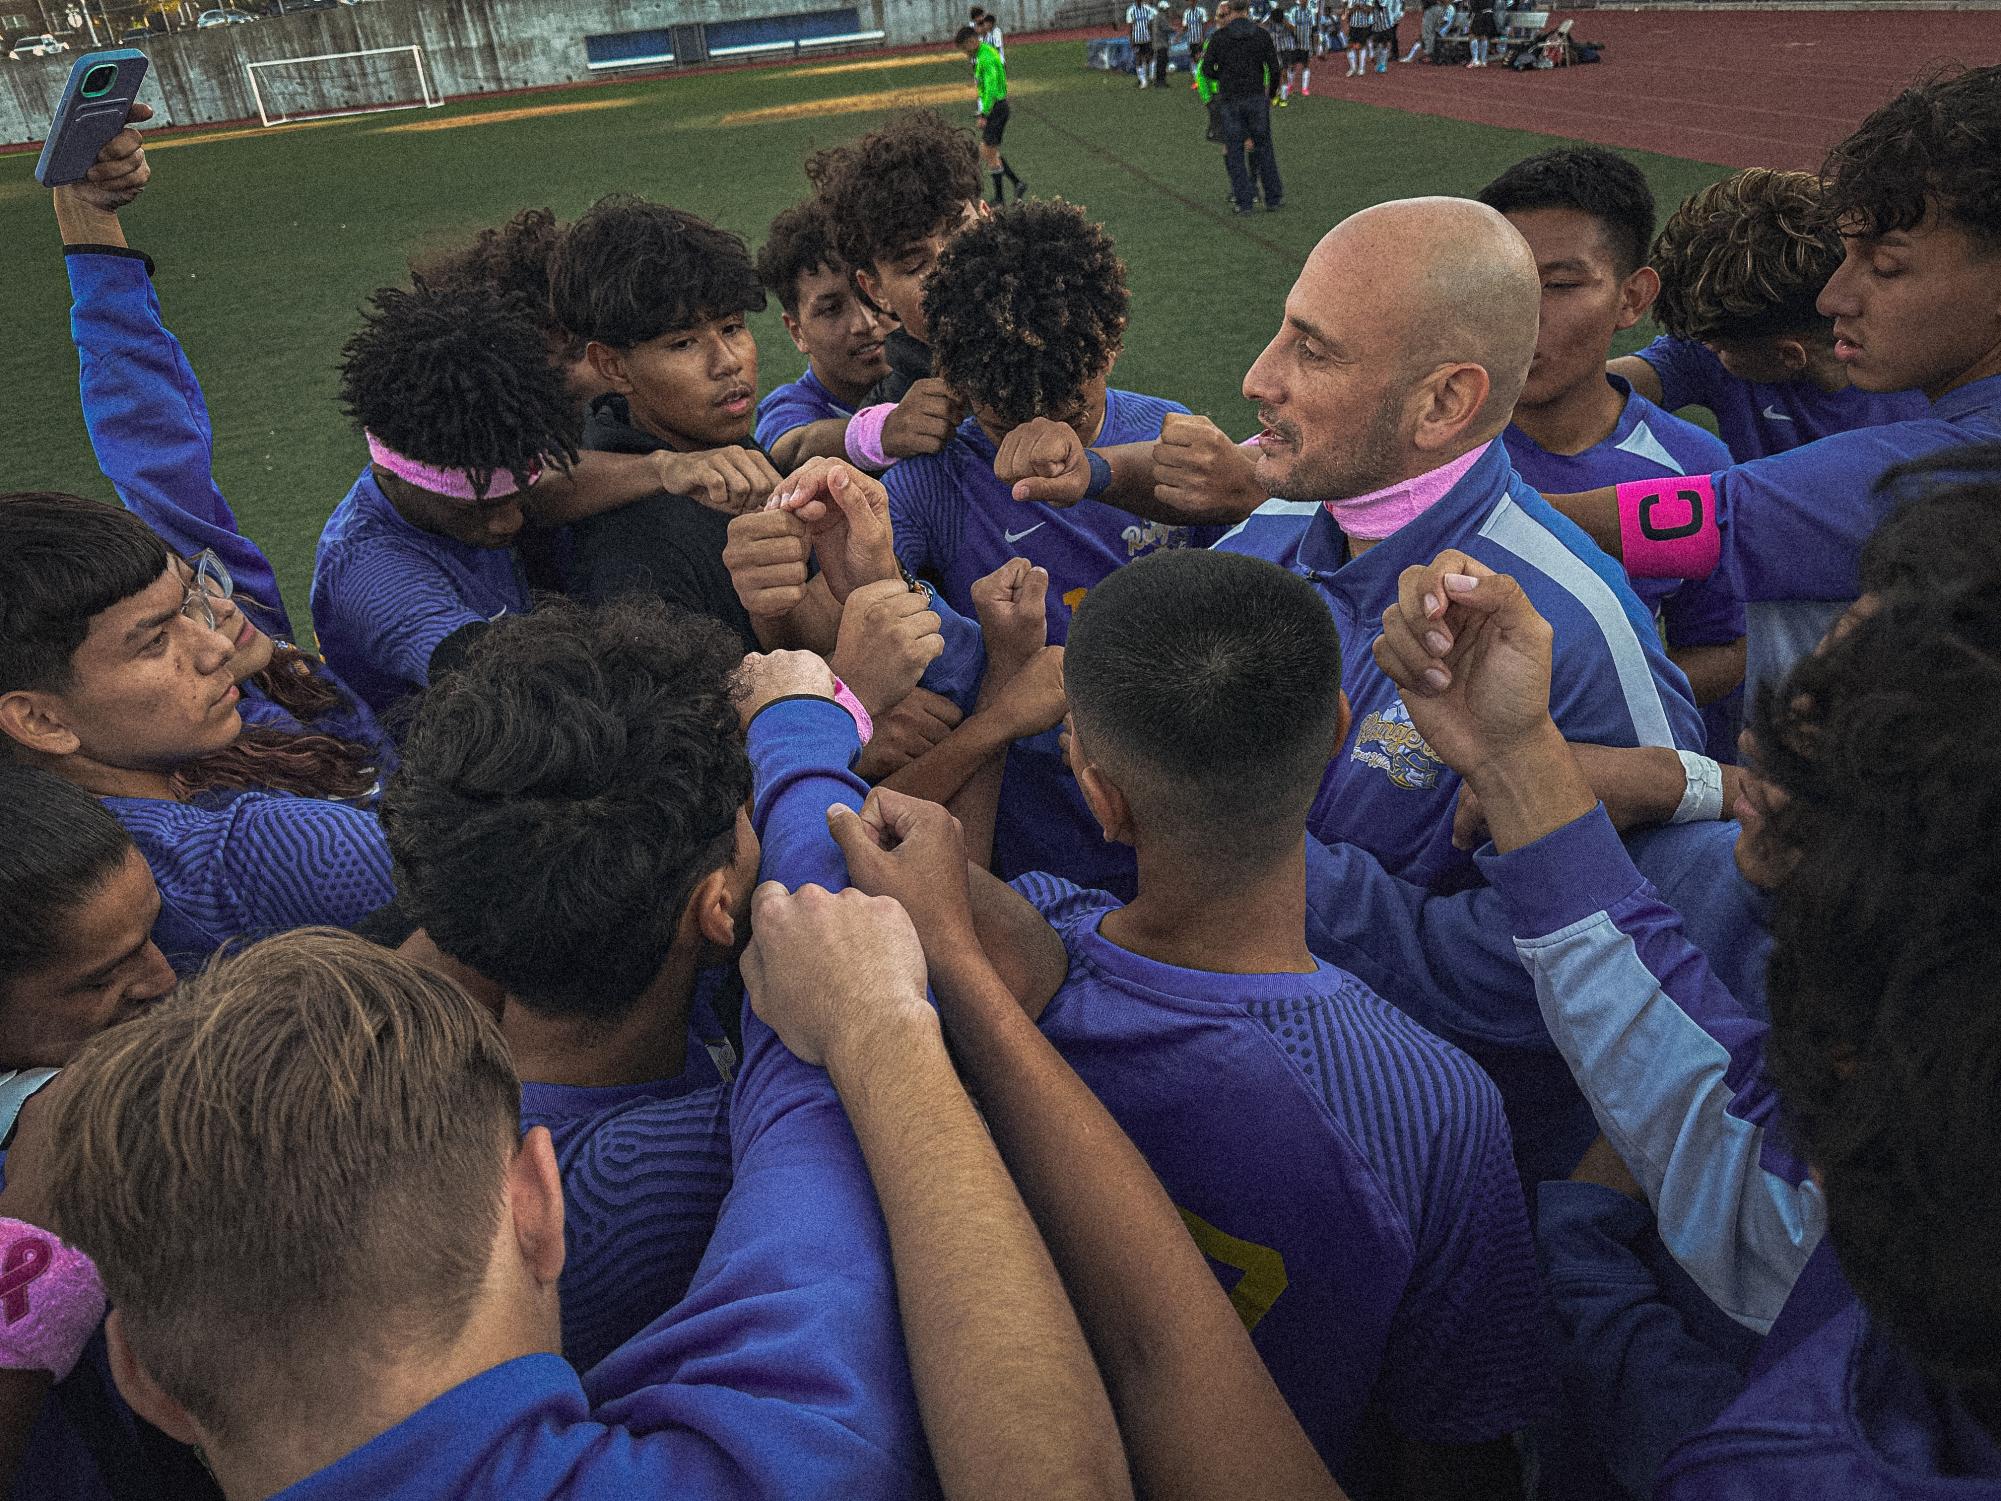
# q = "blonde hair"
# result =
<box><xmin>1651</xmin><ymin>169</ymin><xmax>1842</xmax><ymax>343</ymax></box>
<box><xmin>46</xmin><ymin>929</ymin><xmax>519</xmax><ymax>1441</ymax></box>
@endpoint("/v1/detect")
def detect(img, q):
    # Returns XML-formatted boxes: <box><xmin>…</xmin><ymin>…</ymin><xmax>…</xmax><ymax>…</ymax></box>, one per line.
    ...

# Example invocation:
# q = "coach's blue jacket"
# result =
<box><xmin>1220</xmin><ymin>441</ymin><xmax>1705</xmax><ymax>890</ymax></box>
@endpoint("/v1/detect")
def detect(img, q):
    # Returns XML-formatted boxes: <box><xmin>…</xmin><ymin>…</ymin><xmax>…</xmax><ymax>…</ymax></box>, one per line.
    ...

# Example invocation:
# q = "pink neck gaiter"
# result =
<box><xmin>1322</xmin><ymin>441</ymin><xmax>1490</xmax><ymax>540</ymax></box>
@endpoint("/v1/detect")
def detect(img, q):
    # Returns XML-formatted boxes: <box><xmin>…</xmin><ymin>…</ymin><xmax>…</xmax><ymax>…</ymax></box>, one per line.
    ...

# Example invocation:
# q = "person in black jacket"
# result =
<box><xmin>547</xmin><ymin>196</ymin><xmax>773</xmax><ymax>652</ymax></box>
<box><xmin>1198</xmin><ymin>0</ymin><xmax>1285</xmax><ymax>214</ymax></box>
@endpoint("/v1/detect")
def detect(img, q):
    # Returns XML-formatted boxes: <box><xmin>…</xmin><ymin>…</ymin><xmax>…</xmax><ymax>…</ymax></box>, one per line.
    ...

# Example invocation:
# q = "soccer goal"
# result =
<box><xmin>246</xmin><ymin>45</ymin><xmax>444</xmax><ymax>128</ymax></box>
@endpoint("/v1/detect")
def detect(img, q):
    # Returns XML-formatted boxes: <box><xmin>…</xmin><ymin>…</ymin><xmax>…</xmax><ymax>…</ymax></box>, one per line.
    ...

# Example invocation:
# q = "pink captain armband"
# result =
<box><xmin>1616</xmin><ymin>475</ymin><xmax>1723</xmax><ymax>580</ymax></box>
<box><xmin>830</xmin><ymin>678</ymin><xmax>875</xmax><ymax>747</ymax></box>
<box><xmin>843</xmin><ymin>404</ymin><xmax>897</xmax><ymax>472</ymax></box>
<box><xmin>0</xmin><ymin>1219</ymin><xmax>105</xmax><ymax>1381</ymax></box>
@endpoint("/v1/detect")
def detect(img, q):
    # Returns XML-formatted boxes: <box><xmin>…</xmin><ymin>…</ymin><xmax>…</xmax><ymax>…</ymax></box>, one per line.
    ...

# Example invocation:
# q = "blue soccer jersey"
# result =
<box><xmin>1015</xmin><ymin>873</ymin><xmax>1551</xmax><ymax>1488</ymax></box>
<box><xmin>102</xmin><ymin>790</ymin><xmax>394</xmax><ymax>973</ymax></box>
<box><xmin>887</xmin><ymin>390</ymin><xmax>1223</xmax><ymax>895</ymax></box>
<box><xmin>1504</xmin><ymin>378</ymin><xmax>1746</xmax><ymax>761</ymax></box>
<box><xmin>66</xmin><ymin>249</ymin><xmax>392</xmax><ymax>767</ymax></box>
<box><xmin>1220</xmin><ymin>442</ymin><xmax>1704</xmax><ymax>889</ymax></box>
<box><xmin>272</xmin><ymin>696</ymin><xmax>933</xmax><ymax>1501</ymax></box>
<box><xmin>753</xmin><ymin>366</ymin><xmax>853</xmax><ymax>452</ymax></box>
<box><xmin>1701</xmin><ymin>373</ymin><xmax>2001</xmax><ymax>702</ymax></box>
<box><xmin>523</xmin><ymin>1060</ymin><xmax>732</xmax><ymax>1373</ymax></box>
<box><xmin>311</xmin><ymin>469</ymin><xmax>532</xmax><ymax>721</ymax></box>
<box><xmin>1635</xmin><ymin>335</ymin><xmax>1930</xmax><ymax>464</ymax></box>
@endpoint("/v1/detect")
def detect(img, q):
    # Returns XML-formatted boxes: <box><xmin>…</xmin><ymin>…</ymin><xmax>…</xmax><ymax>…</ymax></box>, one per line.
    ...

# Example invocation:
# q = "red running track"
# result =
<box><xmin>1293</xmin><ymin>8</ymin><xmax>2001</xmax><ymax>168</ymax></box>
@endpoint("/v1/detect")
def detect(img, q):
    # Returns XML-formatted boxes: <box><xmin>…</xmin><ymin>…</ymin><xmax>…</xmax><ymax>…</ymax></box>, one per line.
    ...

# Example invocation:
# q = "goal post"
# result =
<box><xmin>245</xmin><ymin>45</ymin><xmax>444</xmax><ymax>128</ymax></box>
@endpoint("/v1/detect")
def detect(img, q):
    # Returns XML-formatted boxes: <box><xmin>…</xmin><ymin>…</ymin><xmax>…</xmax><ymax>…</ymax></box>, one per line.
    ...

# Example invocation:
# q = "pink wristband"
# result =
<box><xmin>843</xmin><ymin>404</ymin><xmax>896</xmax><ymax>472</ymax></box>
<box><xmin>0</xmin><ymin>1219</ymin><xmax>105</xmax><ymax>1381</ymax></box>
<box><xmin>830</xmin><ymin>678</ymin><xmax>875</xmax><ymax>746</ymax></box>
<box><xmin>1616</xmin><ymin>475</ymin><xmax>1722</xmax><ymax>580</ymax></box>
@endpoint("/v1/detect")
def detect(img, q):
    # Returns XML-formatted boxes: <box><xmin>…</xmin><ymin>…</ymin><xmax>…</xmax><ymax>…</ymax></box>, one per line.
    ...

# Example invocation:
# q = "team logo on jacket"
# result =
<box><xmin>1351</xmin><ymin>700</ymin><xmax>1444</xmax><ymax>791</ymax></box>
<box><xmin>1122</xmin><ymin>521</ymin><xmax>1198</xmax><ymax>557</ymax></box>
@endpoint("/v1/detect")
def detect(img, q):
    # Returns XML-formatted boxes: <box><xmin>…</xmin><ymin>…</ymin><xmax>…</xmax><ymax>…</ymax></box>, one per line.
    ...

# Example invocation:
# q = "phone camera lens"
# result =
<box><xmin>82</xmin><ymin>64</ymin><xmax>118</xmax><ymax>98</ymax></box>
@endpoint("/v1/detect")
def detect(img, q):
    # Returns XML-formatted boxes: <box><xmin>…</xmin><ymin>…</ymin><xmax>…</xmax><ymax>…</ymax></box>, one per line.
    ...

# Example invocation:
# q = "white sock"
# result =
<box><xmin>1302</xmin><ymin>67</ymin><xmax>1311</xmax><ymax>90</ymax></box>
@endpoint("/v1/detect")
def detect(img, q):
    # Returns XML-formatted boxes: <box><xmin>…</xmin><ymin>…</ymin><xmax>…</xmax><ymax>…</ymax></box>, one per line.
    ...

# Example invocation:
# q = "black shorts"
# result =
<box><xmin>1284</xmin><ymin>46</ymin><xmax>1309</xmax><ymax>63</ymax></box>
<box><xmin>1380</xmin><ymin>20</ymin><xmax>1399</xmax><ymax>43</ymax></box>
<box><xmin>1470</xmin><ymin>10</ymin><xmax>1499</xmax><ymax>36</ymax></box>
<box><xmin>982</xmin><ymin>97</ymin><xmax>1009</xmax><ymax>146</ymax></box>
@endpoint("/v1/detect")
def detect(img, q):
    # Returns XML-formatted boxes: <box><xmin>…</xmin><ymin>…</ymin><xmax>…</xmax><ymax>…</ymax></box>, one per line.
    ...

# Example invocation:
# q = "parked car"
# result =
<box><xmin>8</xmin><ymin>34</ymin><xmax>70</xmax><ymax>58</ymax></box>
<box><xmin>197</xmin><ymin>8</ymin><xmax>256</xmax><ymax>23</ymax></box>
<box><xmin>118</xmin><ymin>28</ymin><xmax>153</xmax><ymax>42</ymax></box>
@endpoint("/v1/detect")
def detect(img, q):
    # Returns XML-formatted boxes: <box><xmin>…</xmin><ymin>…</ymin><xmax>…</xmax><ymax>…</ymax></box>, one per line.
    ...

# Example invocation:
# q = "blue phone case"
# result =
<box><xmin>34</xmin><ymin>49</ymin><xmax>150</xmax><ymax>189</ymax></box>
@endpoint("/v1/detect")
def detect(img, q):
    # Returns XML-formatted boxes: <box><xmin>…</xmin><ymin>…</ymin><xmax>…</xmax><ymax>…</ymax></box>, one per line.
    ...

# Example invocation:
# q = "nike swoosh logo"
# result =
<box><xmin>1761</xmin><ymin>406</ymin><xmax>1794</xmax><ymax>422</ymax></box>
<box><xmin>1003</xmin><ymin>524</ymin><xmax>1047</xmax><ymax>544</ymax></box>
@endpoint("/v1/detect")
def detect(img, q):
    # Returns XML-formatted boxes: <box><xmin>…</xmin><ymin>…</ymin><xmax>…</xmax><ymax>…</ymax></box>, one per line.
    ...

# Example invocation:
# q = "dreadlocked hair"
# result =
<box><xmin>409</xmin><ymin>206</ymin><xmax>581</xmax><ymax>364</ymax></box>
<box><xmin>924</xmin><ymin>199</ymin><xmax>1128</xmax><ymax>430</ymax></box>
<box><xmin>1821</xmin><ymin>63</ymin><xmax>2001</xmax><ymax>253</ymax></box>
<box><xmin>806</xmin><ymin>111</ymin><xmax>981</xmax><ymax>276</ymax></box>
<box><xmin>338</xmin><ymin>283</ymin><xmax>579</xmax><ymax>502</ymax></box>
<box><xmin>1651</xmin><ymin>170</ymin><xmax>1844</xmax><ymax>343</ymax></box>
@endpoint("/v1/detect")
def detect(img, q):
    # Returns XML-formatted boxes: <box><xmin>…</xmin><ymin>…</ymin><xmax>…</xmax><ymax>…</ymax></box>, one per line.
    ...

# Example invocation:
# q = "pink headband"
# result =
<box><xmin>1322</xmin><ymin>441</ymin><xmax>1490</xmax><ymax>541</ymax></box>
<box><xmin>366</xmin><ymin>432</ymin><xmax>541</xmax><ymax>502</ymax></box>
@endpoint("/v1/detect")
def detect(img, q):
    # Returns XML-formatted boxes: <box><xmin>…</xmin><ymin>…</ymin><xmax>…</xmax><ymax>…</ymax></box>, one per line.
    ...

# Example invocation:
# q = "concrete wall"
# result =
<box><xmin>1</xmin><ymin>0</ymin><xmax>1076</xmax><ymax>142</ymax></box>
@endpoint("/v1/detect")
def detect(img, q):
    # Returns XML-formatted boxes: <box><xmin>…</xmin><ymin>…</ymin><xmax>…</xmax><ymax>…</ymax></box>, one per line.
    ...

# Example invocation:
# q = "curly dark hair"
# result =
<box><xmin>1752</xmin><ymin>580</ymin><xmax>2001</xmax><ymax>1431</ymax></box>
<box><xmin>1650</xmin><ymin>169</ymin><xmax>1842</xmax><ymax>343</ymax></box>
<box><xmin>755</xmin><ymin>199</ymin><xmax>843</xmax><ymax>318</ymax></box>
<box><xmin>381</xmin><ymin>595</ymin><xmax>752</xmax><ymax>1023</ymax></box>
<box><xmin>409</xmin><ymin>206</ymin><xmax>581</xmax><ymax>363</ymax></box>
<box><xmin>924</xmin><ymin>200</ymin><xmax>1129</xmax><ymax>429</ymax></box>
<box><xmin>547</xmin><ymin>195</ymin><xmax>765</xmax><ymax>351</ymax></box>
<box><xmin>806</xmin><ymin>110</ymin><xmax>982</xmax><ymax>276</ymax></box>
<box><xmin>338</xmin><ymin>284</ymin><xmax>578</xmax><ymax>501</ymax></box>
<box><xmin>1475</xmin><ymin>145</ymin><xmax>1655</xmax><ymax>278</ymax></box>
<box><xmin>1821</xmin><ymin>64</ymin><xmax>2001</xmax><ymax>251</ymax></box>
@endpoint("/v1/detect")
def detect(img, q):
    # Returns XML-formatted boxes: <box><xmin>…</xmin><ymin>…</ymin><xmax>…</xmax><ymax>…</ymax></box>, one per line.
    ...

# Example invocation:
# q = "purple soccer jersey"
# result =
<box><xmin>753</xmin><ymin>366</ymin><xmax>853</xmax><ymax>451</ymax></box>
<box><xmin>1014</xmin><ymin>873</ymin><xmax>1552</xmax><ymax>1490</ymax></box>
<box><xmin>1636</xmin><ymin>335</ymin><xmax>1929</xmax><ymax>464</ymax></box>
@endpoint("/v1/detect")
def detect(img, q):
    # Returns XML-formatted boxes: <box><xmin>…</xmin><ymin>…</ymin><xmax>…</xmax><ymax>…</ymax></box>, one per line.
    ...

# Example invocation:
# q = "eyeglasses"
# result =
<box><xmin>178</xmin><ymin>550</ymin><xmax>236</xmax><ymax>632</ymax></box>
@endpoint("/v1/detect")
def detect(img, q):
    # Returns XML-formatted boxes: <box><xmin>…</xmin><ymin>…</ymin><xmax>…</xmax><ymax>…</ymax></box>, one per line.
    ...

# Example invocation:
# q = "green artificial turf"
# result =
<box><xmin>0</xmin><ymin>39</ymin><xmax>1735</xmax><ymax>624</ymax></box>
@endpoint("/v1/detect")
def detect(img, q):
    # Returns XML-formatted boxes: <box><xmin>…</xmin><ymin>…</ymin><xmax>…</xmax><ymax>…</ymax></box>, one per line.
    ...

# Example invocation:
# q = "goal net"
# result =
<box><xmin>246</xmin><ymin>45</ymin><xmax>443</xmax><ymax>128</ymax></box>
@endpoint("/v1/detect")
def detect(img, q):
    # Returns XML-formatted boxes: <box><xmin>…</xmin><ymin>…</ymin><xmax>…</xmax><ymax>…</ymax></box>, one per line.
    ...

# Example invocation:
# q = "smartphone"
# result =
<box><xmin>34</xmin><ymin>49</ymin><xmax>150</xmax><ymax>189</ymax></box>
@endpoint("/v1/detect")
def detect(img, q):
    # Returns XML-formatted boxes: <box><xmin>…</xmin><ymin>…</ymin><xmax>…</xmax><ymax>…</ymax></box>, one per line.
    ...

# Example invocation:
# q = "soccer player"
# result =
<box><xmin>886</xmin><ymin>201</ymin><xmax>1222</xmax><ymax>890</ymax></box>
<box><xmin>312</xmin><ymin>281</ymin><xmax>579</xmax><ymax>719</ymax></box>
<box><xmin>1280</xmin><ymin>0</ymin><xmax>1314</xmax><ymax>97</ymax></box>
<box><xmin>1198</xmin><ymin>1</ymin><xmax>1284</xmax><ymax>211</ymax></box>
<box><xmin>546</xmin><ymin>195</ymin><xmax>780</xmax><ymax>652</ymax></box>
<box><xmin>1600</xmin><ymin>169</ymin><xmax>1928</xmax><ymax>464</ymax></box>
<box><xmin>52</xmin><ymin>110</ymin><xmax>391</xmax><ymax>769</ymax></box>
<box><xmin>807</xmin><ymin>110</ymin><xmax>985</xmax><ymax>432</ymax></box>
<box><xmin>1608</xmin><ymin>170</ymin><xmax>1929</xmax><ymax>465</ymax></box>
<box><xmin>1545</xmin><ymin>66</ymin><xmax>2001</xmax><ymax>698</ymax></box>
<box><xmin>837</xmin><ymin>549</ymin><xmax>1550</xmax><ymax>1495</ymax></box>
<box><xmin>1342</xmin><ymin>1</ymin><xmax>1374</xmax><ymax>75</ymax></box>
<box><xmin>971</xmin><ymin>4</ymin><xmax>1005</xmax><ymax>57</ymax></box>
<box><xmin>1476</xmin><ymin>148</ymin><xmax>1745</xmax><ymax>762</ymax></box>
<box><xmin>381</xmin><ymin>598</ymin><xmax>745</xmax><ymax>1373</ymax></box>
<box><xmin>1126</xmin><ymin>0</ymin><xmax>1157</xmax><ymax>84</ymax></box>
<box><xmin>751</xmin><ymin>200</ymin><xmax>892</xmax><ymax>470</ymax></box>
<box><xmin>0</xmin><ymin>494</ymin><xmax>395</xmax><ymax>972</ymax></box>
<box><xmin>1375</xmin><ymin>527</ymin><xmax>2001</xmax><ymax>1499</ymax></box>
<box><xmin>956</xmin><ymin>24</ymin><xmax>1025</xmax><ymax>204</ymax></box>
<box><xmin>0</xmin><ymin>768</ymin><xmax>174</xmax><ymax>1076</ymax></box>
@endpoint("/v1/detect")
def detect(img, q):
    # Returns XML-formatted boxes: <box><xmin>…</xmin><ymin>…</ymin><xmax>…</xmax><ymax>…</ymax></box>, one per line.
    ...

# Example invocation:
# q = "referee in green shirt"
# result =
<box><xmin>958</xmin><ymin>25</ymin><xmax>1026</xmax><ymax>203</ymax></box>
